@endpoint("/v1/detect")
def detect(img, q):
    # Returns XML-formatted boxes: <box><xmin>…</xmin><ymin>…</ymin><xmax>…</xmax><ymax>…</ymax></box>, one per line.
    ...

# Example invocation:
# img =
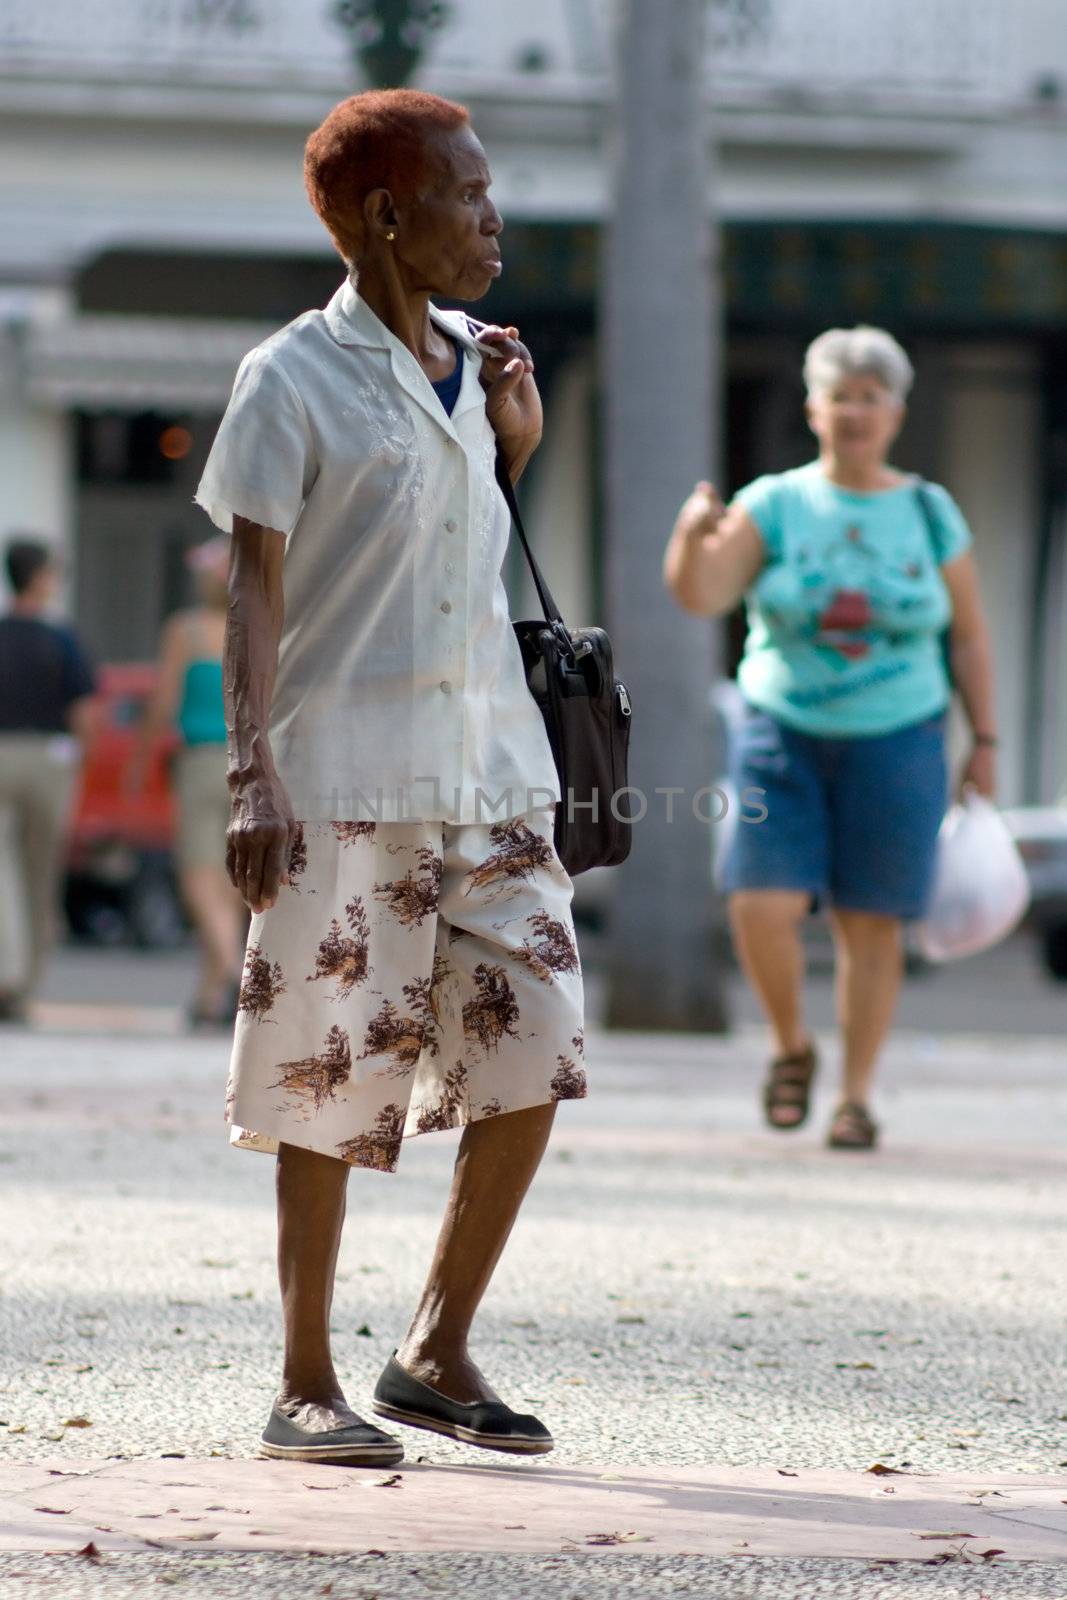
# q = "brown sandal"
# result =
<box><xmin>762</xmin><ymin>1045</ymin><xmax>817</xmax><ymax>1131</ymax></box>
<box><xmin>827</xmin><ymin>1102</ymin><xmax>879</xmax><ymax>1150</ymax></box>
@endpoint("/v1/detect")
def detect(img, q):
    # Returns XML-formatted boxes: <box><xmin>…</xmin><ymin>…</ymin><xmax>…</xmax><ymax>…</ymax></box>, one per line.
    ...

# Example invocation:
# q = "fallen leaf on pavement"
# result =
<box><xmin>304</xmin><ymin>1484</ymin><xmax>340</xmax><ymax>1492</ymax></box>
<box><xmin>33</xmin><ymin>1507</ymin><xmax>71</xmax><ymax>1515</ymax></box>
<box><xmin>355</xmin><ymin>1324</ymin><xmax>374</xmax><ymax>1337</ymax></box>
<box><xmin>168</xmin><ymin>1532</ymin><xmax>220</xmax><ymax>1542</ymax></box>
<box><xmin>374</xmin><ymin>1474</ymin><xmax>403</xmax><ymax>1488</ymax></box>
<box><xmin>504</xmin><ymin>1524</ymin><xmax>526</xmax><ymax>1530</ymax></box>
<box><xmin>916</xmin><ymin>1532</ymin><xmax>977</xmax><ymax>1540</ymax></box>
<box><xmin>866</xmin><ymin>1464</ymin><xmax>905</xmax><ymax>1476</ymax></box>
<box><xmin>63</xmin><ymin>1417</ymin><xmax>93</xmax><ymax>1429</ymax></box>
<box><xmin>776</xmin><ymin>1470</ymin><xmax>798</xmax><ymax>1477</ymax></box>
<box><xmin>584</xmin><ymin>1531</ymin><xmax>653</xmax><ymax>1545</ymax></box>
<box><xmin>73</xmin><ymin>1543</ymin><xmax>102</xmax><ymax>1563</ymax></box>
<box><xmin>978</xmin><ymin>1549</ymin><xmax>1005</xmax><ymax>1562</ymax></box>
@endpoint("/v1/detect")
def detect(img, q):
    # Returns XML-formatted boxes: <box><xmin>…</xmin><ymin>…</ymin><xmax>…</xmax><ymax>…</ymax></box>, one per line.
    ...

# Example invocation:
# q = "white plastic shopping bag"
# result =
<box><xmin>913</xmin><ymin>792</ymin><xmax>1031</xmax><ymax>962</ymax></box>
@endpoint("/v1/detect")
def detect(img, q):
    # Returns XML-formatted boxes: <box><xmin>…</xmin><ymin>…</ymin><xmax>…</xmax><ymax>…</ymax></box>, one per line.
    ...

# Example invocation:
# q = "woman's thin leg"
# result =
<box><xmin>274</xmin><ymin>1142</ymin><xmax>359</xmax><ymax>1422</ymax></box>
<box><xmin>729</xmin><ymin>889</ymin><xmax>812</xmax><ymax>1059</ymax></box>
<box><xmin>180</xmin><ymin>862</ymin><xmax>245</xmax><ymax>1011</ymax></box>
<box><xmin>395</xmin><ymin>1101</ymin><xmax>556</xmax><ymax>1404</ymax></box>
<box><xmin>828</xmin><ymin>908</ymin><xmax>904</xmax><ymax>1106</ymax></box>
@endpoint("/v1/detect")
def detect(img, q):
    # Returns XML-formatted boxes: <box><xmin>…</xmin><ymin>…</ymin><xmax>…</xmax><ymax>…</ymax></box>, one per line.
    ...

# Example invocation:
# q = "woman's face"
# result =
<box><xmin>806</xmin><ymin>372</ymin><xmax>904</xmax><ymax>465</ymax></box>
<box><xmin>390</xmin><ymin>125</ymin><xmax>503</xmax><ymax>302</ymax></box>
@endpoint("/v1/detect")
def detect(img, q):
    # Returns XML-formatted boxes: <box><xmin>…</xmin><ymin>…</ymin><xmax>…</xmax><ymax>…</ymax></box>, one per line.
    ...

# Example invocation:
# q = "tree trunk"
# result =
<box><xmin>601</xmin><ymin>0</ymin><xmax>729</xmax><ymax>1031</ymax></box>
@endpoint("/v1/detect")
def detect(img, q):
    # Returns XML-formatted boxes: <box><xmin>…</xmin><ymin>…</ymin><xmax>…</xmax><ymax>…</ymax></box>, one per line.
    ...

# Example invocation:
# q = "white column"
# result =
<box><xmin>0</xmin><ymin>300</ymin><xmax>74</xmax><ymax>602</ymax></box>
<box><xmin>940</xmin><ymin>346</ymin><xmax>1040</xmax><ymax>806</ymax></box>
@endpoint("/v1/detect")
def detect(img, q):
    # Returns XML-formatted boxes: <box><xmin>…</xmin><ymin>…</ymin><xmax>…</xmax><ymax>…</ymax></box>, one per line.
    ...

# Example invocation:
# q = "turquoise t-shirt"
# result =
<box><xmin>735</xmin><ymin>462</ymin><xmax>972</xmax><ymax>737</ymax></box>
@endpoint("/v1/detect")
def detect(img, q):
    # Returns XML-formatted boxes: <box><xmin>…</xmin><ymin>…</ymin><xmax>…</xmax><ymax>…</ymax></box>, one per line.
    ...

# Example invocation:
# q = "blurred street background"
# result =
<box><xmin>4</xmin><ymin>0</ymin><xmax>1067</xmax><ymax>1022</ymax></box>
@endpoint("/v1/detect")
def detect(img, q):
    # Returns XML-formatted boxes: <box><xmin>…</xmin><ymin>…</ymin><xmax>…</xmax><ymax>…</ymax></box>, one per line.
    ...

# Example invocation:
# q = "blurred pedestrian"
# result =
<box><xmin>0</xmin><ymin>537</ymin><xmax>97</xmax><ymax>1021</ymax></box>
<box><xmin>193</xmin><ymin>89</ymin><xmax>581</xmax><ymax>1466</ymax></box>
<box><xmin>665</xmin><ymin>326</ymin><xmax>998</xmax><ymax>1149</ymax></box>
<box><xmin>128</xmin><ymin>536</ymin><xmax>245</xmax><ymax>1027</ymax></box>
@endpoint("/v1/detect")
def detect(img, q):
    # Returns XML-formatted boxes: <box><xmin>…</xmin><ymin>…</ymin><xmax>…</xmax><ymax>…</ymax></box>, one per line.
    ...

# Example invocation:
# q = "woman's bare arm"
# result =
<box><xmin>663</xmin><ymin>482</ymin><xmax>766</xmax><ymax>616</ymax></box>
<box><xmin>126</xmin><ymin>613</ymin><xmax>188</xmax><ymax>790</ymax></box>
<box><xmin>941</xmin><ymin>550</ymin><xmax>998</xmax><ymax>798</ymax></box>
<box><xmin>225</xmin><ymin>516</ymin><xmax>295</xmax><ymax>912</ymax></box>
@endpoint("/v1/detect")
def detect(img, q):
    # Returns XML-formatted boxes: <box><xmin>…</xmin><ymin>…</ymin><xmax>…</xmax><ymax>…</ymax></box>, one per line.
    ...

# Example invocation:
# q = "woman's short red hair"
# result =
<box><xmin>305</xmin><ymin>89</ymin><xmax>470</xmax><ymax>263</ymax></box>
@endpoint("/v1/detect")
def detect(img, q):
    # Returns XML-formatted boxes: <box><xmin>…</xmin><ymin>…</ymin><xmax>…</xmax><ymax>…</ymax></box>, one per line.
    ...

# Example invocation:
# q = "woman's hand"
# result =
<box><xmin>477</xmin><ymin>324</ymin><xmax>542</xmax><ymax>479</ymax></box>
<box><xmin>226</xmin><ymin>771</ymin><xmax>297</xmax><ymax>915</ymax></box>
<box><xmin>675</xmin><ymin>480</ymin><xmax>727</xmax><ymax>542</ymax></box>
<box><xmin>959</xmin><ymin>741</ymin><xmax>997</xmax><ymax>800</ymax></box>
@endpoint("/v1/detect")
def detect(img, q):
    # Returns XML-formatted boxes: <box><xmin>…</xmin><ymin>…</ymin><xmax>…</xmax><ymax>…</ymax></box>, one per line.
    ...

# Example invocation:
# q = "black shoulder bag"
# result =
<box><xmin>494</xmin><ymin>453</ymin><xmax>633</xmax><ymax>876</ymax></box>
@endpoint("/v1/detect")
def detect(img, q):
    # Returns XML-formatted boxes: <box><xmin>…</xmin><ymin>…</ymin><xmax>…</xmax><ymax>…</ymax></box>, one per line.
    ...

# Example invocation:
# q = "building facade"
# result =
<box><xmin>3</xmin><ymin>0</ymin><xmax>1067</xmax><ymax>801</ymax></box>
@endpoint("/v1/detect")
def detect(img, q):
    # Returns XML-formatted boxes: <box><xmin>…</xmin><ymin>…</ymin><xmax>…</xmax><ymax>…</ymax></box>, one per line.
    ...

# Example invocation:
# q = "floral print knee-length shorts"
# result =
<box><xmin>227</xmin><ymin>808</ymin><xmax>585</xmax><ymax>1173</ymax></box>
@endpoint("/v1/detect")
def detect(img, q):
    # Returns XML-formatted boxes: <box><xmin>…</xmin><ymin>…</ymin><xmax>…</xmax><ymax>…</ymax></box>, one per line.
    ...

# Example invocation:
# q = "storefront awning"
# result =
<box><xmin>25</xmin><ymin>314</ymin><xmax>277</xmax><ymax>410</ymax></box>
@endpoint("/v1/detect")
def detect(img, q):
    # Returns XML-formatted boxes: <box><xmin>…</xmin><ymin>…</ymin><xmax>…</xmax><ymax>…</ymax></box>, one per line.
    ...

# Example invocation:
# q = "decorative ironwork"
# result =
<box><xmin>332</xmin><ymin>0</ymin><xmax>449</xmax><ymax>87</ymax></box>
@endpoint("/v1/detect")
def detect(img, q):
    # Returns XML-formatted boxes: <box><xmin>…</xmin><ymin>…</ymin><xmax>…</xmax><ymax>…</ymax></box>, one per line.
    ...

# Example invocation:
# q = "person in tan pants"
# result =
<box><xmin>0</xmin><ymin>539</ymin><xmax>97</xmax><ymax>1020</ymax></box>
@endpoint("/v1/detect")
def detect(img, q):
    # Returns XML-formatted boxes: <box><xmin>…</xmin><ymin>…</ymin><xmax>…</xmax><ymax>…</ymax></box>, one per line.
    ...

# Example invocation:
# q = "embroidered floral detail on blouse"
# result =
<box><xmin>549</xmin><ymin>1054</ymin><xmax>588</xmax><ymax>1101</ymax></box>
<box><xmin>480</xmin><ymin>1097</ymin><xmax>504</xmax><ymax>1118</ymax></box>
<box><xmin>335</xmin><ymin>1103</ymin><xmax>406</xmax><ymax>1172</ymax></box>
<box><xmin>515</xmin><ymin>910</ymin><xmax>580</xmax><ymax>982</ymax></box>
<box><xmin>572</xmin><ymin>1028</ymin><xmax>585</xmax><ymax>1057</ymax></box>
<box><xmin>270</xmin><ymin>1024</ymin><xmax>352</xmax><ymax>1112</ymax></box>
<box><xmin>331</xmin><ymin>821</ymin><xmax>377</xmax><ymax>846</ymax></box>
<box><xmin>414</xmin><ymin>1059</ymin><xmax>469</xmax><ymax>1134</ymax></box>
<box><xmin>373</xmin><ymin>845</ymin><xmax>443</xmax><ymax>927</ymax></box>
<box><xmin>462</xmin><ymin>962</ymin><xmax>521</xmax><ymax>1055</ymax></box>
<box><xmin>238</xmin><ymin>944</ymin><xmax>286</xmax><ymax>1021</ymax></box>
<box><xmin>307</xmin><ymin>897</ymin><xmax>372</xmax><ymax>998</ymax></box>
<box><xmin>464</xmin><ymin>820</ymin><xmax>554</xmax><ymax>898</ymax></box>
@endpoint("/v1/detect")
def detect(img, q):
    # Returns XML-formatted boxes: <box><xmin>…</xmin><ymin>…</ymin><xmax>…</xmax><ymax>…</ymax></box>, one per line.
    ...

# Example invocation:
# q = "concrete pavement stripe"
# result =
<box><xmin>1</xmin><ymin>1459</ymin><xmax>1064</xmax><ymax>1560</ymax></box>
<box><xmin>27</xmin><ymin>1003</ymin><xmax>184</xmax><ymax>1036</ymax></box>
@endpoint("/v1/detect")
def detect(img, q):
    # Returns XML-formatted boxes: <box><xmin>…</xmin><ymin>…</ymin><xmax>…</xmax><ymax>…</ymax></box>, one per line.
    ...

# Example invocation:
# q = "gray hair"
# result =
<box><xmin>803</xmin><ymin>325</ymin><xmax>914</xmax><ymax>402</ymax></box>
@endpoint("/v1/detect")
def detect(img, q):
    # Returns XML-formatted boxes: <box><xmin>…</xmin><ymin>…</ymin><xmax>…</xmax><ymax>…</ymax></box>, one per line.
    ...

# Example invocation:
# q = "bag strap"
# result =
<box><xmin>461</xmin><ymin>312</ymin><xmax>565</xmax><ymax>626</ymax></box>
<box><xmin>492</xmin><ymin>450</ymin><xmax>565</xmax><ymax>625</ymax></box>
<box><xmin>913</xmin><ymin>478</ymin><xmax>950</xmax><ymax>566</ymax></box>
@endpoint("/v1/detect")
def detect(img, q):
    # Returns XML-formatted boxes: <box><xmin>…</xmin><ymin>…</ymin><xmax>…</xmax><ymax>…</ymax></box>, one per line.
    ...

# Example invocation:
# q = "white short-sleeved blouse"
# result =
<box><xmin>195</xmin><ymin>278</ymin><xmax>560</xmax><ymax>824</ymax></box>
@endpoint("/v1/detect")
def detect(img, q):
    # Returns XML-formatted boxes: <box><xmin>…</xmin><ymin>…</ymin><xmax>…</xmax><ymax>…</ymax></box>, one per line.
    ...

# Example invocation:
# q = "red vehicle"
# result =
<box><xmin>64</xmin><ymin>664</ymin><xmax>187</xmax><ymax>947</ymax></box>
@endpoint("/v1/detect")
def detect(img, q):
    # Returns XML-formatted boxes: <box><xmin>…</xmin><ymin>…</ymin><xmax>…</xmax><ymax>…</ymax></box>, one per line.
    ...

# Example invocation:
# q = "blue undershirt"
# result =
<box><xmin>430</xmin><ymin>338</ymin><xmax>463</xmax><ymax>417</ymax></box>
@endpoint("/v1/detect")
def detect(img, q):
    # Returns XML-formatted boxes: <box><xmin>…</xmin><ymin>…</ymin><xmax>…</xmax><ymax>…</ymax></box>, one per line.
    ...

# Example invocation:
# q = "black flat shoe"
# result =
<box><xmin>371</xmin><ymin>1356</ymin><xmax>553</xmax><ymax>1455</ymax></box>
<box><xmin>259</xmin><ymin>1404</ymin><xmax>404</xmax><ymax>1465</ymax></box>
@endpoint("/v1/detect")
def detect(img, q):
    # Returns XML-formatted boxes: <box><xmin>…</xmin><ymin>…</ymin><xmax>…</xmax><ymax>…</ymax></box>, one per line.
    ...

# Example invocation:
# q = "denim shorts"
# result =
<box><xmin>721</xmin><ymin>705</ymin><xmax>948</xmax><ymax>920</ymax></box>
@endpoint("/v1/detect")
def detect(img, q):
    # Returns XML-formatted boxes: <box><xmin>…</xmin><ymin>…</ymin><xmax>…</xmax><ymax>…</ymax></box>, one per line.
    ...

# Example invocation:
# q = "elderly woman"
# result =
<box><xmin>195</xmin><ymin>90</ymin><xmax>584</xmax><ymax>1466</ymax></box>
<box><xmin>665</xmin><ymin>326</ymin><xmax>997</xmax><ymax>1150</ymax></box>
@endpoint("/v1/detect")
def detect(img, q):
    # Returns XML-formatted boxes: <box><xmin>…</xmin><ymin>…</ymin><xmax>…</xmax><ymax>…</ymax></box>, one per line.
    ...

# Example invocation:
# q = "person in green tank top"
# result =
<box><xmin>130</xmin><ymin>536</ymin><xmax>245</xmax><ymax>1026</ymax></box>
<box><xmin>665</xmin><ymin>326</ymin><xmax>998</xmax><ymax>1151</ymax></box>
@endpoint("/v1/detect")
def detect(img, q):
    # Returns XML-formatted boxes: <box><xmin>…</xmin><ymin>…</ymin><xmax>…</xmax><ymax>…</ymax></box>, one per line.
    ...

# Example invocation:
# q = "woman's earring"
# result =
<box><xmin>385</xmin><ymin>231</ymin><xmax>396</xmax><ymax>242</ymax></box>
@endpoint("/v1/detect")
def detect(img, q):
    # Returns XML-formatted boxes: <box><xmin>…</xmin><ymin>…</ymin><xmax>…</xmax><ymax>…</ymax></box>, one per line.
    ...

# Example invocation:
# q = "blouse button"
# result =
<box><xmin>445</xmin><ymin>519</ymin><xmax>458</xmax><ymax>533</ymax></box>
<box><xmin>439</xmin><ymin>680</ymin><xmax>453</xmax><ymax>694</ymax></box>
<box><xmin>440</xmin><ymin>600</ymin><xmax>452</xmax><ymax>614</ymax></box>
<box><xmin>445</xmin><ymin>562</ymin><xmax>456</xmax><ymax>576</ymax></box>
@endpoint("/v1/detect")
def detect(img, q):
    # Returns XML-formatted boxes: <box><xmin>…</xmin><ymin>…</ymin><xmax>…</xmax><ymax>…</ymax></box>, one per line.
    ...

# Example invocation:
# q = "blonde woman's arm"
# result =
<box><xmin>125</xmin><ymin>613</ymin><xmax>189</xmax><ymax>792</ymax></box>
<box><xmin>663</xmin><ymin>481</ymin><xmax>766</xmax><ymax>617</ymax></box>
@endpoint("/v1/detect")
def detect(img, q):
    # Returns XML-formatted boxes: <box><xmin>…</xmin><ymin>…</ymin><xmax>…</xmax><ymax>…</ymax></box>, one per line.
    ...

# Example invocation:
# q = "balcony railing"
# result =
<box><xmin>1</xmin><ymin>0</ymin><xmax>1065</xmax><ymax>114</ymax></box>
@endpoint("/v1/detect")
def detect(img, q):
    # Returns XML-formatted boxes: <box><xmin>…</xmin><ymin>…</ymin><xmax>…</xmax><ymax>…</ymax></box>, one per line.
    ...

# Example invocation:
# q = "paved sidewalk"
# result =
<box><xmin>2</xmin><ymin>995</ymin><xmax>1066</xmax><ymax>1595</ymax></box>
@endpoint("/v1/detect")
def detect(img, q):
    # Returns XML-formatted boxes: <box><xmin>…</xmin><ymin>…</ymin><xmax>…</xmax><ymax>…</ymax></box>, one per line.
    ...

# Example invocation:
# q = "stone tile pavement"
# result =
<box><xmin>2</xmin><ymin>966</ymin><xmax>1066</xmax><ymax>1595</ymax></box>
